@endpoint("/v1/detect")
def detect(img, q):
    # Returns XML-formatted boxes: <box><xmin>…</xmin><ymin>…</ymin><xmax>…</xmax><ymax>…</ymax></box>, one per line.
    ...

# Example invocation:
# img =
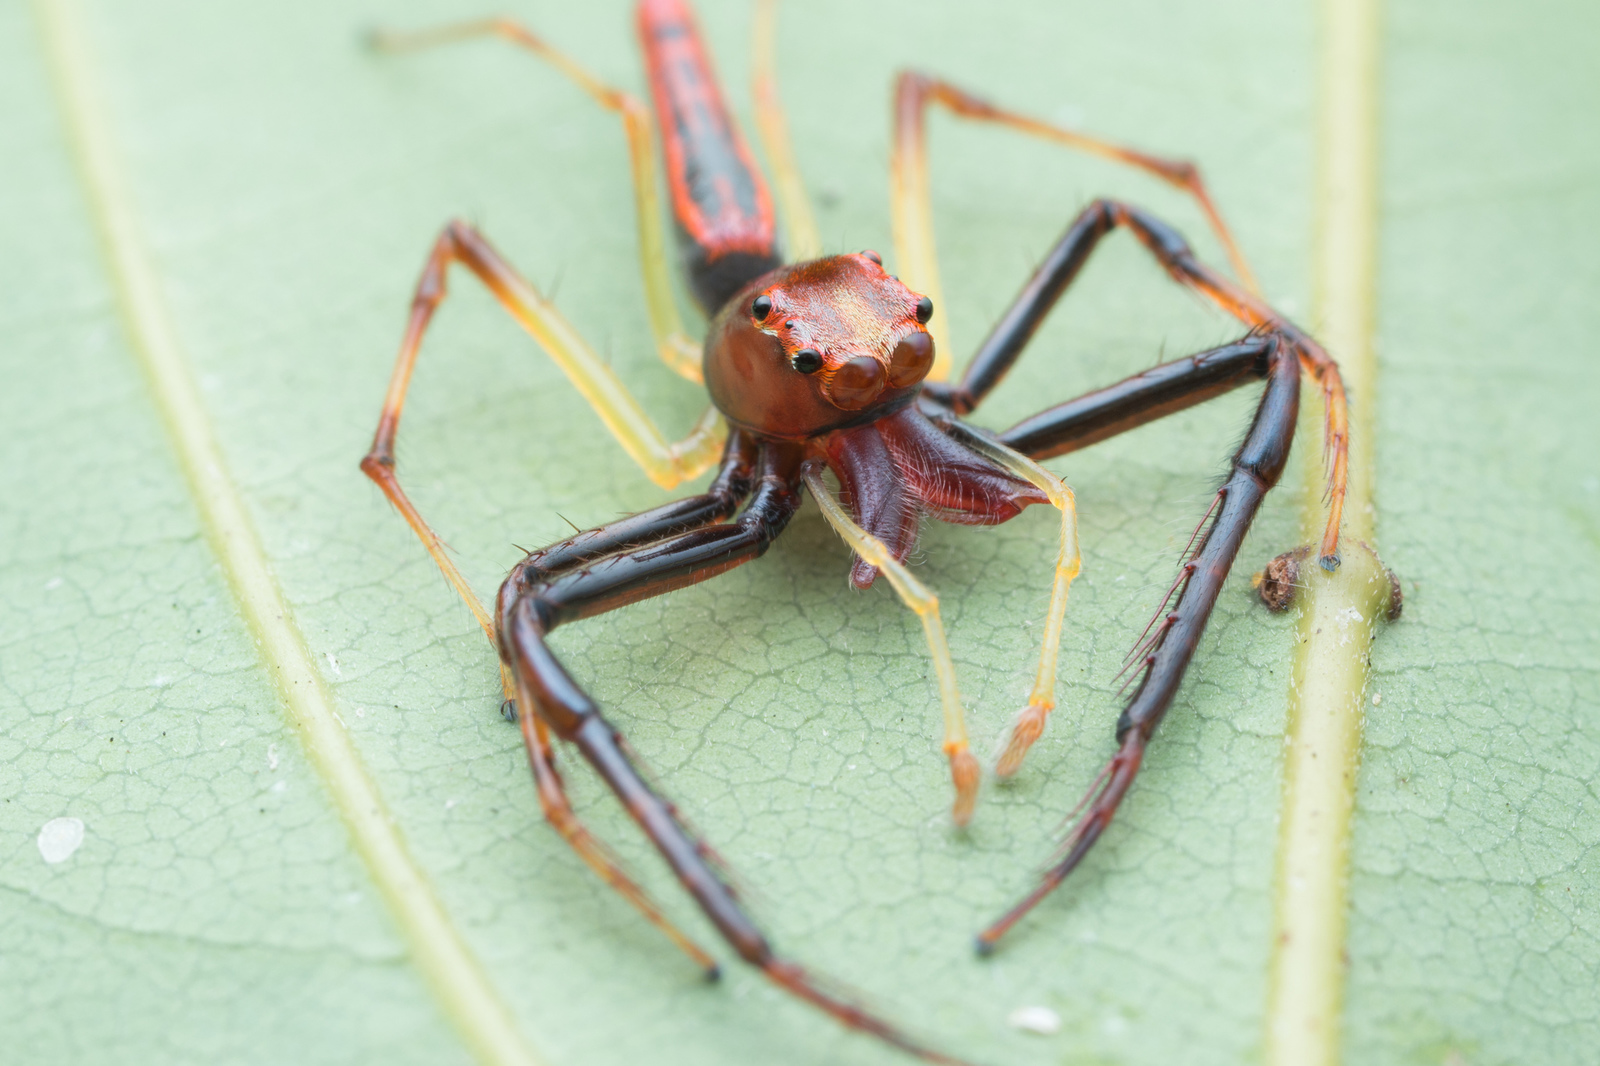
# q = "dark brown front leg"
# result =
<box><xmin>922</xmin><ymin>198</ymin><xmax>1345</xmax><ymax>569</ymax></box>
<box><xmin>497</xmin><ymin>443</ymin><xmax>974</xmax><ymax>1066</ymax></box>
<box><xmin>977</xmin><ymin>335</ymin><xmax>1301</xmax><ymax>952</ymax></box>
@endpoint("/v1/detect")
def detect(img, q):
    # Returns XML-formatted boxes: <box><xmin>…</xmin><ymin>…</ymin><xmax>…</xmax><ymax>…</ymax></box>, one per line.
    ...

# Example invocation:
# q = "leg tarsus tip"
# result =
<box><xmin>949</xmin><ymin>749</ymin><xmax>980</xmax><ymax>826</ymax></box>
<box><xmin>973</xmin><ymin>934</ymin><xmax>995</xmax><ymax>958</ymax></box>
<box><xmin>703</xmin><ymin>963</ymin><xmax>722</xmax><ymax>983</ymax></box>
<box><xmin>500</xmin><ymin>699</ymin><xmax>518</xmax><ymax>723</ymax></box>
<box><xmin>994</xmin><ymin>704</ymin><xmax>1048</xmax><ymax>779</ymax></box>
<box><xmin>1319</xmin><ymin>552</ymin><xmax>1341</xmax><ymax>572</ymax></box>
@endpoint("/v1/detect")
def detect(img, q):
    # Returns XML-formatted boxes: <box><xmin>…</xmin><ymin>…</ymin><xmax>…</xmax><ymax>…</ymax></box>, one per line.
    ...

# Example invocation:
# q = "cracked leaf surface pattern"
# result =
<box><xmin>1</xmin><ymin>1</ymin><xmax>1592</xmax><ymax>1064</ymax></box>
<box><xmin>1343</xmin><ymin>1</ymin><xmax>1600</xmax><ymax>1063</ymax></box>
<box><xmin>0</xmin><ymin>4</ymin><xmax>470</xmax><ymax>1061</ymax></box>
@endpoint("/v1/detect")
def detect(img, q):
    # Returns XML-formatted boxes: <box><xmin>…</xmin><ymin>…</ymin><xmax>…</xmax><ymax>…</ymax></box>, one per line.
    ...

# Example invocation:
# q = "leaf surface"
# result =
<box><xmin>1</xmin><ymin>1</ymin><xmax>1595</xmax><ymax>1064</ymax></box>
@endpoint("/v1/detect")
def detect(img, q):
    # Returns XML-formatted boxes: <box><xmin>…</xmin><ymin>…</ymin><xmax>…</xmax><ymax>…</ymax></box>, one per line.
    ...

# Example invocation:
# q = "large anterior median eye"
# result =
<box><xmin>887</xmin><ymin>331</ymin><xmax>935</xmax><ymax>388</ymax></box>
<box><xmin>826</xmin><ymin>356</ymin><xmax>886</xmax><ymax>410</ymax></box>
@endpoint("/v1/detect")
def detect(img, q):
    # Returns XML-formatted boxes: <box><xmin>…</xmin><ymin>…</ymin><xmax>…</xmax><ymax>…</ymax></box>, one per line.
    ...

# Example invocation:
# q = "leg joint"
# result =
<box><xmin>359</xmin><ymin>452</ymin><xmax>394</xmax><ymax>476</ymax></box>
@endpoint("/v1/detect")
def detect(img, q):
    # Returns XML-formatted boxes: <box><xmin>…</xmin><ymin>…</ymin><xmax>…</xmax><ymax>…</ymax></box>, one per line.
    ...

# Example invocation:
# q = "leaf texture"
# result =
<box><xmin>1</xmin><ymin>1</ymin><xmax>1595</xmax><ymax>1064</ymax></box>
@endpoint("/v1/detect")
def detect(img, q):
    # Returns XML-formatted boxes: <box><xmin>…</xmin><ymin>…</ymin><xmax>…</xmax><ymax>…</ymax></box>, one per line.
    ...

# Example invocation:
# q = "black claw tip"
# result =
<box><xmin>1319</xmin><ymin>553</ymin><xmax>1341</xmax><ymax>572</ymax></box>
<box><xmin>500</xmin><ymin>699</ymin><xmax>518</xmax><ymax>723</ymax></box>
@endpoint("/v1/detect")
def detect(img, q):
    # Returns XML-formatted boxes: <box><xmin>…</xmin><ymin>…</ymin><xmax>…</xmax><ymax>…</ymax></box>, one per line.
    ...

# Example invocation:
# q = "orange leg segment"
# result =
<box><xmin>360</xmin><ymin>219</ymin><xmax>725</xmax><ymax>973</ymax></box>
<box><xmin>890</xmin><ymin>71</ymin><xmax>1263</xmax><ymax>382</ymax></box>
<box><xmin>370</xmin><ymin>18</ymin><xmax>704</xmax><ymax>381</ymax></box>
<box><xmin>1111</xmin><ymin>208</ymin><xmax>1347</xmax><ymax>568</ymax></box>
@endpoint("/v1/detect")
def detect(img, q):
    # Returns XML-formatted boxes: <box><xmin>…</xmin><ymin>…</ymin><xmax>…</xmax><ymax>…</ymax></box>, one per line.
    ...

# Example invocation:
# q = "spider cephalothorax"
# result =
<box><xmin>703</xmin><ymin>251</ymin><xmax>934</xmax><ymax>437</ymax></box>
<box><xmin>704</xmin><ymin>252</ymin><xmax>1043</xmax><ymax>586</ymax></box>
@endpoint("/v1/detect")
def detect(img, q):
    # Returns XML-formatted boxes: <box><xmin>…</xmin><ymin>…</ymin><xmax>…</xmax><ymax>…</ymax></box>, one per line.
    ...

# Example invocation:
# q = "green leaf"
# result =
<box><xmin>2</xmin><ymin>1</ymin><xmax>1595</xmax><ymax>1065</ymax></box>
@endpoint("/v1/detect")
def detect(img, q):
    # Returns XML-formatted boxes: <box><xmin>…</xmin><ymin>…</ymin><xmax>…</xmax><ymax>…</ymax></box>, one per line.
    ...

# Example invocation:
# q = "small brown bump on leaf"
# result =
<box><xmin>1384</xmin><ymin>567</ymin><xmax>1404</xmax><ymax>621</ymax></box>
<box><xmin>1254</xmin><ymin>546</ymin><xmax>1312</xmax><ymax>611</ymax></box>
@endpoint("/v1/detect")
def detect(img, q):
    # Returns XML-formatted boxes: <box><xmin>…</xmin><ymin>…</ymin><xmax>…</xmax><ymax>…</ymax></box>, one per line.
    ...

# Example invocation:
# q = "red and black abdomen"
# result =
<box><xmin>637</xmin><ymin>0</ymin><xmax>781</xmax><ymax>313</ymax></box>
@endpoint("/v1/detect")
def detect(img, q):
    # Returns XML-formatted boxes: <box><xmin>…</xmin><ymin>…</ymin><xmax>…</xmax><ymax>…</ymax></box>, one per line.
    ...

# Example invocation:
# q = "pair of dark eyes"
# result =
<box><xmin>779</xmin><ymin>331</ymin><xmax>935</xmax><ymax>392</ymax></box>
<box><xmin>751</xmin><ymin>292</ymin><xmax>934</xmax><ymax>375</ymax></box>
<box><xmin>749</xmin><ymin>294</ymin><xmax>823</xmax><ymax>373</ymax></box>
<box><xmin>750</xmin><ymin>293</ymin><xmax>935</xmax><ymax>326</ymax></box>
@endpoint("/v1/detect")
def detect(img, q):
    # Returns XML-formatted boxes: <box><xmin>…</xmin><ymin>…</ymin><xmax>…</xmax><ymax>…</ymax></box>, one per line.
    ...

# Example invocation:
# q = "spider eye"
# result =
<box><xmin>860</xmin><ymin>250</ymin><xmax>883</xmax><ymax>265</ymax></box>
<box><xmin>825</xmin><ymin>356</ymin><xmax>885</xmax><ymax>410</ymax></box>
<box><xmin>791</xmin><ymin>348</ymin><xmax>823</xmax><ymax>374</ymax></box>
<box><xmin>751</xmin><ymin>294</ymin><xmax>773</xmax><ymax>320</ymax></box>
<box><xmin>915</xmin><ymin>296</ymin><xmax>934</xmax><ymax>324</ymax></box>
<box><xmin>887</xmin><ymin>331</ymin><xmax>934</xmax><ymax>388</ymax></box>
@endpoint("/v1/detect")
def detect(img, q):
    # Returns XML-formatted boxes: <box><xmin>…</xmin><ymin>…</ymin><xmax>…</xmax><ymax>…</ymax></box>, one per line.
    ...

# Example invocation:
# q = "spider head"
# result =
<box><xmin>703</xmin><ymin>252</ymin><xmax>935</xmax><ymax>440</ymax></box>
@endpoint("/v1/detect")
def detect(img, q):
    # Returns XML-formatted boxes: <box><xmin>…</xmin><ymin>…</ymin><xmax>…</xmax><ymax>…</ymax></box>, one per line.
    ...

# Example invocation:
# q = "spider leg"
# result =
<box><xmin>997</xmin><ymin>336</ymin><xmax>1276</xmax><ymax>458</ymax></box>
<box><xmin>359</xmin><ymin>217</ymin><xmax>729</xmax><ymax>627</ymax></box>
<box><xmin>370</xmin><ymin>17</ymin><xmax>702</xmax><ymax>379</ymax></box>
<box><xmin>890</xmin><ymin>74</ymin><xmax>1259</xmax><ymax>381</ymax></box>
<box><xmin>750</xmin><ymin>0</ymin><xmax>821</xmax><ymax>259</ymax></box>
<box><xmin>920</xmin><ymin>338</ymin><xmax>1274</xmax><ymax>779</ymax></box>
<box><xmin>937</xmin><ymin>425</ymin><xmax>1083</xmax><ymax>780</ymax></box>
<box><xmin>393</xmin><ymin>431</ymin><xmax>762</xmax><ymax>973</ymax></box>
<box><xmin>927</xmin><ymin>199</ymin><xmax>1346</xmax><ymax>568</ymax></box>
<box><xmin>975</xmin><ymin>335</ymin><xmax>1300</xmax><ymax>952</ymax></box>
<box><xmin>500</xmin><ymin>445</ymin><xmax>974</xmax><ymax>1066</ymax></box>
<box><xmin>507</xmin><ymin>432</ymin><xmax>768</xmax><ymax>977</ymax></box>
<box><xmin>520</xmin><ymin>707</ymin><xmax>721</xmax><ymax>977</ymax></box>
<box><xmin>802</xmin><ymin>468</ymin><xmax>981</xmax><ymax>826</ymax></box>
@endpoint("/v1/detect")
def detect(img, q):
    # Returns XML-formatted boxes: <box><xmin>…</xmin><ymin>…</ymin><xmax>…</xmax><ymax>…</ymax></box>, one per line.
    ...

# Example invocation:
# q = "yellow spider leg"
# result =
<box><xmin>371</xmin><ymin>18</ymin><xmax>703</xmax><ymax>381</ymax></box>
<box><xmin>889</xmin><ymin>79</ymin><xmax>949</xmax><ymax>379</ymax></box>
<box><xmin>890</xmin><ymin>72</ymin><xmax>1262</xmax><ymax>381</ymax></box>
<box><xmin>948</xmin><ymin>427</ymin><xmax>1082</xmax><ymax>778</ymax></box>
<box><xmin>801</xmin><ymin>467</ymin><xmax>981</xmax><ymax>826</ymax></box>
<box><xmin>363</xmin><ymin>437</ymin><xmax>721</xmax><ymax>974</ymax></box>
<box><xmin>361</xmin><ymin>221</ymin><xmax>724</xmax><ymax>654</ymax></box>
<box><xmin>750</xmin><ymin>0</ymin><xmax>822</xmax><ymax>260</ymax></box>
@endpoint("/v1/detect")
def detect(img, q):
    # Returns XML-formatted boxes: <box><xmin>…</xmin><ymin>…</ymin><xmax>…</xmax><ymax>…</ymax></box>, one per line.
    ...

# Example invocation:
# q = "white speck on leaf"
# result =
<box><xmin>267</xmin><ymin>743</ymin><xmax>279</xmax><ymax>771</ymax></box>
<box><xmin>1007</xmin><ymin>1005</ymin><xmax>1061</xmax><ymax>1035</ymax></box>
<box><xmin>44</xmin><ymin>576</ymin><xmax>63</xmax><ymax>591</ymax></box>
<box><xmin>325</xmin><ymin>652</ymin><xmax>341</xmax><ymax>677</ymax></box>
<box><xmin>149</xmin><ymin>675</ymin><xmax>170</xmax><ymax>688</ymax></box>
<box><xmin>271</xmin><ymin>779</ymin><xmax>287</xmax><ymax>794</ymax></box>
<box><xmin>37</xmin><ymin>817</ymin><xmax>85</xmax><ymax>864</ymax></box>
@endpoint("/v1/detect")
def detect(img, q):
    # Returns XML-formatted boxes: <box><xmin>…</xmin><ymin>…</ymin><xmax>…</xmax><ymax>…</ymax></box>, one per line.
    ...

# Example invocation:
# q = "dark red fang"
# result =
<box><xmin>823</xmin><ymin>407</ymin><xmax>1048</xmax><ymax>588</ymax></box>
<box><xmin>824</xmin><ymin>425</ymin><xmax>919</xmax><ymax>589</ymax></box>
<box><xmin>879</xmin><ymin>408</ymin><xmax>1047</xmax><ymax>524</ymax></box>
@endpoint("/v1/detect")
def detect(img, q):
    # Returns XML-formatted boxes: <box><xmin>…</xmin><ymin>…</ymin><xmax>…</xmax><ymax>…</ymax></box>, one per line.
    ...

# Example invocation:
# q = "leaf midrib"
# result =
<box><xmin>31</xmin><ymin>2</ymin><xmax>542</xmax><ymax>1064</ymax></box>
